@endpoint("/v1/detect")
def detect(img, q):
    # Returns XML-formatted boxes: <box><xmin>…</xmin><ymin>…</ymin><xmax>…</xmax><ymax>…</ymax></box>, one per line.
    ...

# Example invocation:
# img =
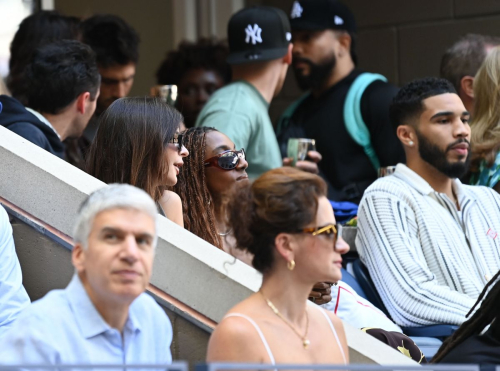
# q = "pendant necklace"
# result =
<box><xmin>260</xmin><ymin>291</ymin><xmax>310</xmax><ymax>349</ymax></box>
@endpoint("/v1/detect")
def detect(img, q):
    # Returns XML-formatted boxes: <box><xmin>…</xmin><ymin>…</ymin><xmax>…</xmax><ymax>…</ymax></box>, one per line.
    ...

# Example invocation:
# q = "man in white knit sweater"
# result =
<box><xmin>356</xmin><ymin>77</ymin><xmax>500</xmax><ymax>327</ymax></box>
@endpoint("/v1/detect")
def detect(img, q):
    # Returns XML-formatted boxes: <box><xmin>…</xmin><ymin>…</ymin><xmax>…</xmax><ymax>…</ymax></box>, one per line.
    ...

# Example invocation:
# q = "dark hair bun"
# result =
<box><xmin>227</xmin><ymin>167</ymin><xmax>326</xmax><ymax>273</ymax></box>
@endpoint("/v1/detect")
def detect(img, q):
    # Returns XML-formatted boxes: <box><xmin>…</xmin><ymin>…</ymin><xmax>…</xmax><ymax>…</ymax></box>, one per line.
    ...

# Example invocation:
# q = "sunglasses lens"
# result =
<box><xmin>177</xmin><ymin>134</ymin><xmax>183</xmax><ymax>152</ymax></box>
<box><xmin>325</xmin><ymin>227</ymin><xmax>336</xmax><ymax>237</ymax></box>
<box><xmin>218</xmin><ymin>152</ymin><xmax>239</xmax><ymax>170</ymax></box>
<box><xmin>317</xmin><ymin>225</ymin><xmax>338</xmax><ymax>239</ymax></box>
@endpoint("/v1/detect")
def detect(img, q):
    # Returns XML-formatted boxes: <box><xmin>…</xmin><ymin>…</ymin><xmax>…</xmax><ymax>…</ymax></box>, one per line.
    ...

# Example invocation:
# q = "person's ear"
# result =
<box><xmin>274</xmin><ymin>232</ymin><xmax>296</xmax><ymax>266</ymax></box>
<box><xmin>76</xmin><ymin>92</ymin><xmax>91</xmax><ymax>114</ymax></box>
<box><xmin>460</xmin><ymin>76</ymin><xmax>475</xmax><ymax>99</ymax></box>
<box><xmin>397</xmin><ymin>125</ymin><xmax>416</xmax><ymax>148</ymax></box>
<box><xmin>336</xmin><ymin>32</ymin><xmax>352</xmax><ymax>58</ymax></box>
<box><xmin>72</xmin><ymin>243</ymin><xmax>86</xmax><ymax>273</ymax></box>
<box><xmin>283</xmin><ymin>43</ymin><xmax>293</xmax><ymax>65</ymax></box>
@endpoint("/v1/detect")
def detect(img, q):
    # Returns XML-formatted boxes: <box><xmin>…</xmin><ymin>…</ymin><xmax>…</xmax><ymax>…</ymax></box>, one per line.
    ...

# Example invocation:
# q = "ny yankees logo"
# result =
<box><xmin>245</xmin><ymin>24</ymin><xmax>263</xmax><ymax>45</ymax></box>
<box><xmin>290</xmin><ymin>1</ymin><xmax>303</xmax><ymax>19</ymax></box>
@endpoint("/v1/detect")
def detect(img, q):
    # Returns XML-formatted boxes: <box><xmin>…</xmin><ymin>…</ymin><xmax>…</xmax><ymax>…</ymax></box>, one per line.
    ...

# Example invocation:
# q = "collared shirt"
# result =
<box><xmin>0</xmin><ymin>274</ymin><xmax>173</xmax><ymax>364</ymax></box>
<box><xmin>25</xmin><ymin>107</ymin><xmax>61</xmax><ymax>139</ymax></box>
<box><xmin>0</xmin><ymin>206</ymin><xmax>30</xmax><ymax>338</ymax></box>
<box><xmin>356</xmin><ymin>164</ymin><xmax>500</xmax><ymax>327</ymax></box>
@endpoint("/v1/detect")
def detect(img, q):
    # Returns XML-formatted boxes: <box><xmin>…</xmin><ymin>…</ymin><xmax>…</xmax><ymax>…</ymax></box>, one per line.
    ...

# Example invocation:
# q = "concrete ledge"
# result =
<box><xmin>0</xmin><ymin>127</ymin><xmax>261</xmax><ymax>324</ymax></box>
<box><xmin>0</xmin><ymin>126</ymin><xmax>417</xmax><ymax>365</ymax></box>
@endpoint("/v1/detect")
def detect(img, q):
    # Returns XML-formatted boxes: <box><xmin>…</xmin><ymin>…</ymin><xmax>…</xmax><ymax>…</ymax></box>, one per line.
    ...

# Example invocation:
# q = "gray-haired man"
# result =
<box><xmin>0</xmin><ymin>184</ymin><xmax>172</xmax><ymax>364</ymax></box>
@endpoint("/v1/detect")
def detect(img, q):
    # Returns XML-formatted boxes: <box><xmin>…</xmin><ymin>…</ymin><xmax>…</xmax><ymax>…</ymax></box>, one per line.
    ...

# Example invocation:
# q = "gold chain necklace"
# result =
<box><xmin>259</xmin><ymin>291</ymin><xmax>310</xmax><ymax>349</ymax></box>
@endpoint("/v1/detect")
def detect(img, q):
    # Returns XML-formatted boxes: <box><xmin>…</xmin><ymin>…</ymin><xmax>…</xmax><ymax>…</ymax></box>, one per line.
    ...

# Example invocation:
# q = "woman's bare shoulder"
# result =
<box><xmin>207</xmin><ymin>307</ymin><xmax>266</xmax><ymax>362</ymax></box>
<box><xmin>159</xmin><ymin>190</ymin><xmax>184</xmax><ymax>227</ymax></box>
<box><xmin>321</xmin><ymin>307</ymin><xmax>349</xmax><ymax>362</ymax></box>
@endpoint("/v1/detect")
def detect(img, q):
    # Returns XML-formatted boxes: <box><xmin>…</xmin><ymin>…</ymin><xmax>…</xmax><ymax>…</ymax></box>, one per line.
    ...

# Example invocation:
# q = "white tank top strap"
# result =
<box><xmin>313</xmin><ymin>305</ymin><xmax>347</xmax><ymax>365</ymax></box>
<box><xmin>223</xmin><ymin>313</ymin><xmax>276</xmax><ymax>365</ymax></box>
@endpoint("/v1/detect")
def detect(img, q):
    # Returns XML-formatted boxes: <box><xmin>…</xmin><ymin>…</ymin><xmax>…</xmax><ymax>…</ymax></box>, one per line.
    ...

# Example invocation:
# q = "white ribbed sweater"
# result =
<box><xmin>356</xmin><ymin>164</ymin><xmax>500</xmax><ymax>327</ymax></box>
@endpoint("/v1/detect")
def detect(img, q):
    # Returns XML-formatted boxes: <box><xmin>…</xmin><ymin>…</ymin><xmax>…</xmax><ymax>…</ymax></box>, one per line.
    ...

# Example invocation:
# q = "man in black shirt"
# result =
<box><xmin>277</xmin><ymin>0</ymin><xmax>404</xmax><ymax>203</ymax></box>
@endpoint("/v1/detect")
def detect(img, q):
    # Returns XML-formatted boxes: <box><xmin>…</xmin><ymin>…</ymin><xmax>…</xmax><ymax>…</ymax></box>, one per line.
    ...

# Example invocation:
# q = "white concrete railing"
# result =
<box><xmin>0</xmin><ymin>126</ymin><xmax>416</xmax><ymax>365</ymax></box>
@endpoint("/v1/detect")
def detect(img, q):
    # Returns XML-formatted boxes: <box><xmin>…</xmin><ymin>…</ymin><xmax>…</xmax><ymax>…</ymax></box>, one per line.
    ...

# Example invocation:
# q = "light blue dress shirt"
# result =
<box><xmin>0</xmin><ymin>205</ymin><xmax>30</xmax><ymax>338</ymax></box>
<box><xmin>0</xmin><ymin>274</ymin><xmax>173</xmax><ymax>364</ymax></box>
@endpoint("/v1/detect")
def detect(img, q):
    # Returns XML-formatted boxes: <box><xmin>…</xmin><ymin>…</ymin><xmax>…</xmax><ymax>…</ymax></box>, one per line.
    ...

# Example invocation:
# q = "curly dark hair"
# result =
<box><xmin>227</xmin><ymin>167</ymin><xmax>327</xmax><ymax>273</ymax></box>
<box><xmin>156</xmin><ymin>38</ymin><xmax>231</xmax><ymax>85</ymax></box>
<box><xmin>82</xmin><ymin>14</ymin><xmax>140</xmax><ymax>67</ymax></box>
<box><xmin>7</xmin><ymin>10</ymin><xmax>81</xmax><ymax>103</ymax></box>
<box><xmin>25</xmin><ymin>40</ymin><xmax>100</xmax><ymax>114</ymax></box>
<box><xmin>172</xmin><ymin>127</ymin><xmax>222</xmax><ymax>249</ymax></box>
<box><xmin>389</xmin><ymin>77</ymin><xmax>457</xmax><ymax>132</ymax></box>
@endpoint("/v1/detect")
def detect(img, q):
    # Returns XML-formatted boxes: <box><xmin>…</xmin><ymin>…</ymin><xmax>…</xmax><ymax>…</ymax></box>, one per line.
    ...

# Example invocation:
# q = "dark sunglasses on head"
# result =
<box><xmin>204</xmin><ymin>148</ymin><xmax>246</xmax><ymax>170</ymax></box>
<box><xmin>168</xmin><ymin>133</ymin><xmax>184</xmax><ymax>153</ymax></box>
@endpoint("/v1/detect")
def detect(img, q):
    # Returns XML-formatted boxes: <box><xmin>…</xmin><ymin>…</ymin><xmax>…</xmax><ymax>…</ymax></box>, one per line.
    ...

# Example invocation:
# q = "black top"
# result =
<box><xmin>0</xmin><ymin>95</ymin><xmax>65</xmax><ymax>158</ymax></box>
<box><xmin>277</xmin><ymin>69</ymin><xmax>405</xmax><ymax>203</ymax></box>
<box><xmin>439</xmin><ymin>327</ymin><xmax>500</xmax><ymax>371</ymax></box>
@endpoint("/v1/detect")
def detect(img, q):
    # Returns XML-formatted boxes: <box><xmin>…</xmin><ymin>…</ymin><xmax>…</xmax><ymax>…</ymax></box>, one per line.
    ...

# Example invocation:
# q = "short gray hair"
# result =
<box><xmin>73</xmin><ymin>184</ymin><xmax>158</xmax><ymax>249</ymax></box>
<box><xmin>440</xmin><ymin>34</ymin><xmax>500</xmax><ymax>92</ymax></box>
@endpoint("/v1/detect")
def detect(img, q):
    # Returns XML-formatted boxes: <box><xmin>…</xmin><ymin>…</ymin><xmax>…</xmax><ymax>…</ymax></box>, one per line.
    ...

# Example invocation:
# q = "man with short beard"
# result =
<box><xmin>277</xmin><ymin>0</ymin><xmax>404</xmax><ymax>203</ymax></box>
<box><xmin>356</xmin><ymin>77</ymin><xmax>500</xmax><ymax>327</ymax></box>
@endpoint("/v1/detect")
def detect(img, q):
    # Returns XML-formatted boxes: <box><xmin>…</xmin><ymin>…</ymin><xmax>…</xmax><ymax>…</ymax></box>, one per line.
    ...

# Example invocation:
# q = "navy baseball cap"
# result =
<box><xmin>289</xmin><ymin>0</ymin><xmax>356</xmax><ymax>34</ymax></box>
<box><xmin>227</xmin><ymin>6</ymin><xmax>292</xmax><ymax>65</ymax></box>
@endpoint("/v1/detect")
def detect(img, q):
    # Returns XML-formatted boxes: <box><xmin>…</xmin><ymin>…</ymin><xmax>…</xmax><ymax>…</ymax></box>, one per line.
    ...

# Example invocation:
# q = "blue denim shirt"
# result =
<box><xmin>0</xmin><ymin>273</ymin><xmax>173</xmax><ymax>364</ymax></box>
<box><xmin>0</xmin><ymin>205</ymin><xmax>30</xmax><ymax>338</ymax></box>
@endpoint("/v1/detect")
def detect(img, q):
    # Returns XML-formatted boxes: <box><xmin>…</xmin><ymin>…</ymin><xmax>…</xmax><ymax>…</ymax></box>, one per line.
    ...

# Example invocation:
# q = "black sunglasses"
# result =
<box><xmin>168</xmin><ymin>133</ymin><xmax>184</xmax><ymax>153</ymax></box>
<box><xmin>204</xmin><ymin>148</ymin><xmax>246</xmax><ymax>170</ymax></box>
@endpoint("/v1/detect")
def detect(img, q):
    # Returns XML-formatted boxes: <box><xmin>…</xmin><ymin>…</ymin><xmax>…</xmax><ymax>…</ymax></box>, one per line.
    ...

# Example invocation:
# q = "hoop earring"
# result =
<box><xmin>287</xmin><ymin>260</ymin><xmax>295</xmax><ymax>271</ymax></box>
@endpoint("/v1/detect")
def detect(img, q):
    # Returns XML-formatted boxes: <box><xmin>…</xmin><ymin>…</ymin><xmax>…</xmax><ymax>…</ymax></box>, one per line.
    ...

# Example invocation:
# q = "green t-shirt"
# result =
<box><xmin>195</xmin><ymin>81</ymin><xmax>282</xmax><ymax>179</ymax></box>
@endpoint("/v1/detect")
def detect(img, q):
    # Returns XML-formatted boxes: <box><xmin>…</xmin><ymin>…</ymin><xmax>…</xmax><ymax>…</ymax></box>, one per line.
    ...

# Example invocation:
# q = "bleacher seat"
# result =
<box><xmin>340</xmin><ymin>267</ymin><xmax>367</xmax><ymax>299</ymax></box>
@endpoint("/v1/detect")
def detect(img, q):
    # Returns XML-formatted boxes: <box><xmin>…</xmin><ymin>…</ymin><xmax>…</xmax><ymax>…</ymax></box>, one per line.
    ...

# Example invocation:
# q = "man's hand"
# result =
<box><xmin>308</xmin><ymin>282</ymin><xmax>333</xmax><ymax>305</ymax></box>
<box><xmin>282</xmin><ymin>150</ymin><xmax>322</xmax><ymax>174</ymax></box>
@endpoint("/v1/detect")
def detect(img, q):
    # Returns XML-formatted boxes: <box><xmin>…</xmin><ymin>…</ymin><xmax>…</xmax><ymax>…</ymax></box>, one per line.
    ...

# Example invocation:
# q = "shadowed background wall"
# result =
<box><xmin>54</xmin><ymin>0</ymin><xmax>500</xmax><ymax>123</ymax></box>
<box><xmin>250</xmin><ymin>0</ymin><xmax>500</xmax><ymax>122</ymax></box>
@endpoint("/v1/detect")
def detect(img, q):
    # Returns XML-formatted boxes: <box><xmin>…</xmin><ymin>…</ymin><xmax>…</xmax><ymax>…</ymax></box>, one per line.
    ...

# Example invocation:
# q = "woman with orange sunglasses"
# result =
<box><xmin>207</xmin><ymin>167</ymin><xmax>349</xmax><ymax>365</ymax></box>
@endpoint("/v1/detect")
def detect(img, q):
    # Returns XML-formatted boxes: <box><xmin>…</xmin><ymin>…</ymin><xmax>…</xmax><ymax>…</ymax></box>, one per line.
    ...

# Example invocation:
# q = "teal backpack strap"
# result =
<box><xmin>276</xmin><ymin>92</ymin><xmax>310</xmax><ymax>135</ymax></box>
<box><xmin>343</xmin><ymin>72</ymin><xmax>387</xmax><ymax>171</ymax></box>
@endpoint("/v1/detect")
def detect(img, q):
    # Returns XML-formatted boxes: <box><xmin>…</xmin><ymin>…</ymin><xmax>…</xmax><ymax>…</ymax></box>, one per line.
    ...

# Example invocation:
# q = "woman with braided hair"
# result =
<box><xmin>433</xmin><ymin>270</ymin><xmax>500</xmax><ymax>368</ymax></box>
<box><xmin>172</xmin><ymin>126</ymin><xmax>251</xmax><ymax>262</ymax></box>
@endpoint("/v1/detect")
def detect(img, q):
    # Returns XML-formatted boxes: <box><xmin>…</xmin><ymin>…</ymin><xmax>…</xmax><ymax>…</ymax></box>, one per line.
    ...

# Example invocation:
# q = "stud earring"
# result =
<box><xmin>409</xmin><ymin>141</ymin><xmax>414</xmax><ymax>146</ymax></box>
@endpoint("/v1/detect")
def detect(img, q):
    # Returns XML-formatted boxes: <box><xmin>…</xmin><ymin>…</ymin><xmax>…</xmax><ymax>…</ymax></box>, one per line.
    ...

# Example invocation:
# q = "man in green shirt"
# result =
<box><xmin>195</xmin><ymin>6</ymin><xmax>293</xmax><ymax>179</ymax></box>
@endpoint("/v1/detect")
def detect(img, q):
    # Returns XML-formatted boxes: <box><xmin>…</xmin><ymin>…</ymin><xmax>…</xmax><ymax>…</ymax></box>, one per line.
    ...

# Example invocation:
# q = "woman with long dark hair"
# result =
<box><xmin>207</xmin><ymin>167</ymin><xmax>349</xmax><ymax>364</ymax></box>
<box><xmin>86</xmin><ymin>97</ymin><xmax>188</xmax><ymax>225</ymax></box>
